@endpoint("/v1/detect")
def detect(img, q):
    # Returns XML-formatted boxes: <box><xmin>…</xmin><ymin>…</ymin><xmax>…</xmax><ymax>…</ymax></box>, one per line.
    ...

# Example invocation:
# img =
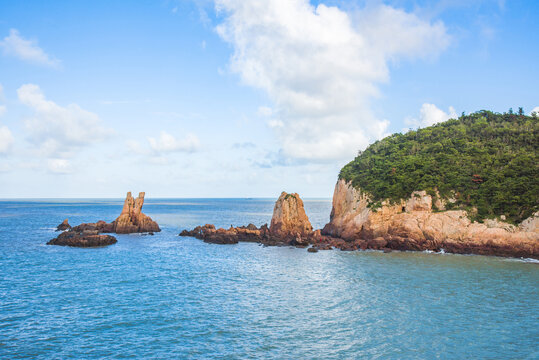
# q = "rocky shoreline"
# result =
<box><xmin>48</xmin><ymin>188</ymin><xmax>538</xmax><ymax>259</ymax></box>
<box><xmin>179</xmin><ymin>186</ymin><xmax>539</xmax><ymax>259</ymax></box>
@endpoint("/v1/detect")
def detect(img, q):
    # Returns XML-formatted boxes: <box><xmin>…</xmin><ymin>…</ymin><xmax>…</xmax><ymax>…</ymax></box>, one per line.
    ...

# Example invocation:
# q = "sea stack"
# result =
<box><xmin>269</xmin><ymin>192</ymin><xmax>313</xmax><ymax>243</ymax></box>
<box><xmin>112</xmin><ymin>192</ymin><xmax>161</xmax><ymax>234</ymax></box>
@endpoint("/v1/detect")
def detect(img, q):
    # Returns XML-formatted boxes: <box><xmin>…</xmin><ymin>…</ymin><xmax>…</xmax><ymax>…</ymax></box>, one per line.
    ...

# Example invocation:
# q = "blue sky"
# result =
<box><xmin>0</xmin><ymin>0</ymin><xmax>537</xmax><ymax>198</ymax></box>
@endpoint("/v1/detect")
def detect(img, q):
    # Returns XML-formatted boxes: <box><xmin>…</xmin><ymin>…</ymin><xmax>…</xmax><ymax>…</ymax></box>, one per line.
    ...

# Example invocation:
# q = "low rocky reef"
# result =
<box><xmin>48</xmin><ymin>192</ymin><xmax>160</xmax><ymax>247</ymax></box>
<box><xmin>47</xmin><ymin>230</ymin><xmax>117</xmax><ymax>247</ymax></box>
<box><xmin>181</xmin><ymin>186</ymin><xmax>539</xmax><ymax>259</ymax></box>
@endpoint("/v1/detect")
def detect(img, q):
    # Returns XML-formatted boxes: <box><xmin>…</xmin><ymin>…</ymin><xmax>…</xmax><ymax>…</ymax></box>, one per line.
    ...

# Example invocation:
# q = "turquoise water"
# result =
<box><xmin>0</xmin><ymin>199</ymin><xmax>538</xmax><ymax>359</ymax></box>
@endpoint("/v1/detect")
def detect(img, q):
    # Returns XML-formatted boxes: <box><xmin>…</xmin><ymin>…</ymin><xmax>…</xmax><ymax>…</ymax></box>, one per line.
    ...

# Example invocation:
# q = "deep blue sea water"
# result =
<box><xmin>0</xmin><ymin>198</ymin><xmax>538</xmax><ymax>359</ymax></box>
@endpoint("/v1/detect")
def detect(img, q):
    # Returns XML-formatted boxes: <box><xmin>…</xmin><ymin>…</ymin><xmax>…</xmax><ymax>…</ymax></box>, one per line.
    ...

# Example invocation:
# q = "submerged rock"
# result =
<box><xmin>56</xmin><ymin>219</ymin><xmax>71</xmax><ymax>231</ymax></box>
<box><xmin>47</xmin><ymin>230</ymin><xmax>117</xmax><ymax>247</ymax></box>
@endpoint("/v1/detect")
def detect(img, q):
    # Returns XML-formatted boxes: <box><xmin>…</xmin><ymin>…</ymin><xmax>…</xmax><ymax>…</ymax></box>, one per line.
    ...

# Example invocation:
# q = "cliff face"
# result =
<box><xmin>322</xmin><ymin>180</ymin><xmax>539</xmax><ymax>258</ymax></box>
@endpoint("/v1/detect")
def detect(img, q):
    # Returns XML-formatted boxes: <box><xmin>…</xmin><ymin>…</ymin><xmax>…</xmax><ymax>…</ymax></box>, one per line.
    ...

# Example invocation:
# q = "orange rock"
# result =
<box><xmin>323</xmin><ymin>180</ymin><xmax>539</xmax><ymax>258</ymax></box>
<box><xmin>269</xmin><ymin>192</ymin><xmax>313</xmax><ymax>239</ymax></box>
<box><xmin>113</xmin><ymin>192</ymin><xmax>160</xmax><ymax>234</ymax></box>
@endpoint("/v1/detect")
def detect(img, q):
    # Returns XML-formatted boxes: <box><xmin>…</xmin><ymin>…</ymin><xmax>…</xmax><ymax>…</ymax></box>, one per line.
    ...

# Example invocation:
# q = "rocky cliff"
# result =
<box><xmin>322</xmin><ymin>179</ymin><xmax>539</xmax><ymax>258</ymax></box>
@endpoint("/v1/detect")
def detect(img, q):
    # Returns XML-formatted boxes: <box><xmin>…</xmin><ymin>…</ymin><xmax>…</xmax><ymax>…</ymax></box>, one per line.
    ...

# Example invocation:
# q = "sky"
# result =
<box><xmin>0</xmin><ymin>0</ymin><xmax>537</xmax><ymax>198</ymax></box>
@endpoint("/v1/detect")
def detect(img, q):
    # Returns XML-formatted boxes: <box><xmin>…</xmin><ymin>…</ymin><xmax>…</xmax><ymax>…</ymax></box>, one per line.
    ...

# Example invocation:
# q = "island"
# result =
<box><xmin>47</xmin><ymin>191</ymin><xmax>160</xmax><ymax>247</ymax></box>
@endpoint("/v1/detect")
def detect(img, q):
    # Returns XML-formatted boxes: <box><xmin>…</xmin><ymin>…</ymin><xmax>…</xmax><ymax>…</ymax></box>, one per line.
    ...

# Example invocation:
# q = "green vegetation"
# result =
<box><xmin>339</xmin><ymin>110</ymin><xmax>539</xmax><ymax>223</ymax></box>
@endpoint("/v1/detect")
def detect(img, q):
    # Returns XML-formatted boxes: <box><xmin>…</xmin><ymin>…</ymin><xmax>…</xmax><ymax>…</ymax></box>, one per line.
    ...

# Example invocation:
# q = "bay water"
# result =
<box><xmin>0</xmin><ymin>198</ymin><xmax>537</xmax><ymax>359</ymax></box>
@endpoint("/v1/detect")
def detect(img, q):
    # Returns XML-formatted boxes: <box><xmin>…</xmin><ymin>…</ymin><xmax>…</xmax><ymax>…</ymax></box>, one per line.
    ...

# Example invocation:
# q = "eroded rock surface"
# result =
<box><xmin>270</xmin><ymin>192</ymin><xmax>313</xmax><ymax>241</ymax></box>
<box><xmin>180</xmin><ymin>192</ymin><xmax>316</xmax><ymax>247</ymax></box>
<box><xmin>322</xmin><ymin>179</ymin><xmax>539</xmax><ymax>258</ymax></box>
<box><xmin>48</xmin><ymin>192</ymin><xmax>160</xmax><ymax>246</ymax></box>
<box><xmin>47</xmin><ymin>230</ymin><xmax>117</xmax><ymax>247</ymax></box>
<box><xmin>112</xmin><ymin>192</ymin><xmax>160</xmax><ymax>234</ymax></box>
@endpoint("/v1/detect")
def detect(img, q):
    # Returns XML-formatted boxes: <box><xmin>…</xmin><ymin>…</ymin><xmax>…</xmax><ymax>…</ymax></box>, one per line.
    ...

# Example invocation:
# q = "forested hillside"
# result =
<box><xmin>339</xmin><ymin>110</ymin><xmax>539</xmax><ymax>223</ymax></box>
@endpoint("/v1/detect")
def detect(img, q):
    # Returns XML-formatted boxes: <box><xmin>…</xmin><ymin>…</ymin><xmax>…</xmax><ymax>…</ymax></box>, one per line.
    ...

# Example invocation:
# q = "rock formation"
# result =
<box><xmin>269</xmin><ymin>192</ymin><xmax>313</xmax><ymax>243</ymax></box>
<box><xmin>48</xmin><ymin>192</ymin><xmax>160</xmax><ymax>247</ymax></box>
<box><xmin>180</xmin><ymin>192</ymin><xmax>316</xmax><ymax>247</ymax></box>
<box><xmin>180</xmin><ymin>224</ymin><xmax>267</xmax><ymax>244</ymax></box>
<box><xmin>112</xmin><ymin>192</ymin><xmax>160</xmax><ymax>234</ymax></box>
<box><xmin>47</xmin><ymin>230</ymin><xmax>117</xmax><ymax>247</ymax></box>
<box><xmin>322</xmin><ymin>179</ymin><xmax>539</xmax><ymax>258</ymax></box>
<box><xmin>56</xmin><ymin>219</ymin><xmax>71</xmax><ymax>231</ymax></box>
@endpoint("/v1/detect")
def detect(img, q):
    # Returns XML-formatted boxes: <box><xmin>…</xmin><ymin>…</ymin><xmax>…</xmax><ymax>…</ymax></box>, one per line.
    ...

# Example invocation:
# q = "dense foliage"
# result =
<box><xmin>339</xmin><ymin>111</ymin><xmax>539</xmax><ymax>223</ymax></box>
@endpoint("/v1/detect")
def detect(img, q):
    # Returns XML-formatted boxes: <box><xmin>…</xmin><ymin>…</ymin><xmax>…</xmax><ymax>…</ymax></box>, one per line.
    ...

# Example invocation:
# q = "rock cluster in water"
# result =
<box><xmin>47</xmin><ymin>192</ymin><xmax>160</xmax><ymax>247</ymax></box>
<box><xmin>180</xmin><ymin>192</ymin><xmax>321</xmax><ymax>247</ymax></box>
<box><xmin>180</xmin><ymin>185</ymin><xmax>539</xmax><ymax>259</ymax></box>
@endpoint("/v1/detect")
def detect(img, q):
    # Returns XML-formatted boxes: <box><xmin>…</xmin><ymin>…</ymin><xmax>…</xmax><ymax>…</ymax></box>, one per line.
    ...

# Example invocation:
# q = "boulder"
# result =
<box><xmin>56</xmin><ymin>219</ymin><xmax>71</xmax><ymax>231</ymax></box>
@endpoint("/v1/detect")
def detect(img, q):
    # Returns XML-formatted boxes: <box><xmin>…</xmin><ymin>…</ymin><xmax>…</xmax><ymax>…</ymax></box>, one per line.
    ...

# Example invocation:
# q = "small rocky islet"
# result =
<box><xmin>48</xmin><ymin>192</ymin><xmax>160</xmax><ymax>247</ymax></box>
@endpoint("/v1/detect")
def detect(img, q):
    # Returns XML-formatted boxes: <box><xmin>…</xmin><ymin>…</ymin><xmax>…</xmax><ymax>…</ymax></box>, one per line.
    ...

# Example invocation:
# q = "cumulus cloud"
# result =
<box><xmin>405</xmin><ymin>103</ymin><xmax>458</xmax><ymax>129</ymax></box>
<box><xmin>215</xmin><ymin>0</ymin><xmax>450</xmax><ymax>161</ymax></box>
<box><xmin>17</xmin><ymin>84</ymin><xmax>112</xmax><ymax>157</ymax></box>
<box><xmin>148</xmin><ymin>131</ymin><xmax>200</xmax><ymax>154</ymax></box>
<box><xmin>0</xmin><ymin>29</ymin><xmax>60</xmax><ymax>67</ymax></box>
<box><xmin>531</xmin><ymin>106</ymin><xmax>539</xmax><ymax>116</ymax></box>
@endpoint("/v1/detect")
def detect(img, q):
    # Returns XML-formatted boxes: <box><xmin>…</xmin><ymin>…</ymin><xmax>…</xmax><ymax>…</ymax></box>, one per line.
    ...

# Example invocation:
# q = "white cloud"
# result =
<box><xmin>0</xmin><ymin>29</ymin><xmax>60</xmax><ymax>67</ymax></box>
<box><xmin>47</xmin><ymin>158</ymin><xmax>72</xmax><ymax>174</ymax></box>
<box><xmin>215</xmin><ymin>0</ymin><xmax>450</xmax><ymax>161</ymax></box>
<box><xmin>148</xmin><ymin>131</ymin><xmax>200</xmax><ymax>154</ymax></box>
<box><xmin>531</xmin><ymin>107</ymin><xmax>539</xmax><ymax>116</ymax></box>
<box><xmin>0</xmin><ymin>105</ymin><xmax>6</xmax><ymax>117</ymax></box>
<box><xmin>0</xmin><ymin>126</ymin><xmax>14</xmax><ymax>154</ymax></box>
<box><xmin>405</xmin><ymin>103</ymin><xmax>458</xmax><ymax>128</ymax></box>
<box><xmin>17</xmin><ymin>84</ymin><xmax>112</xmax><ymax>157</ymax></box>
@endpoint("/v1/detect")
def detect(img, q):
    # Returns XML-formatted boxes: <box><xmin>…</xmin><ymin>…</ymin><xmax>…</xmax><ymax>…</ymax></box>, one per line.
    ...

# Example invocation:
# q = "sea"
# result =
<box><xmin>0</xmin><ymin>198</ymin><xmax>537</xmax><ymax>359</ymax></box>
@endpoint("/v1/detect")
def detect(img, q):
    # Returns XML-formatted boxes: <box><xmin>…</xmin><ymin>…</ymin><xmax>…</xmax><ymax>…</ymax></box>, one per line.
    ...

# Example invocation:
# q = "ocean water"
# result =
<box><xmin>0</xmin><ymin>198</ymin><xmax>538</xmax><ymax>359</ymax></box>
